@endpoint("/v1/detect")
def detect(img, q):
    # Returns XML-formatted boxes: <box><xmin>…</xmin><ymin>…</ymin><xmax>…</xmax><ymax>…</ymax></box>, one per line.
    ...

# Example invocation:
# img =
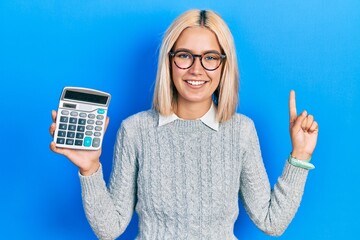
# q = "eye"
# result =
<box><xmin>204</xmin><ymin>53</ymin><xmax>220</xmax><ymax>61</ymax></box>
<box><xmin>176</xmin><ymin>52</ymin><xmax>192</xmax><ymax>59</ymax></box>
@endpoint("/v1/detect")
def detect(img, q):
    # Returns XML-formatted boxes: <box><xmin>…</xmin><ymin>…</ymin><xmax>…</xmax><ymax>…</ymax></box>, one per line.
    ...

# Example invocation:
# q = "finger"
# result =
<box><xmin>305</xmin><ymin>114</ymin><xmax>314</xmax><ymax>131</ymax></box>
<box><xmin>289</xmin><ymin>90</ymin><xmax>297</xmax><ymax>124</ymax></box>
<box><xmin>293</xmin><ymin>110</ymin><xmax>307</xmax><ymax>132</ymax></box>
<box><xmin>104</xmin><ymin>117</ymin><xmax>110</xmax><ymax>133</ymax></box>
<box><xmin>49</xmin><ymin>141</ymin><xmax>67</xmax><ymax>156</ymax></box>
<box><xmin>49</xmin><ymin>122</ymin><xmax>56</xmax><ymax>137</ymax></box>
<box><xmin>308</xmin><ymin>120</ymin><xmax>319</xmax><ymax>133</ymax></box>
<box><xmin>301</xmin><ymin>113</ymin><xmax>307</xmax><ymax>130</ymax></box>
<box><xmin>51</xmin><ymin>110</ymin><xmax>57</xmax><ymax>123</ymax></box>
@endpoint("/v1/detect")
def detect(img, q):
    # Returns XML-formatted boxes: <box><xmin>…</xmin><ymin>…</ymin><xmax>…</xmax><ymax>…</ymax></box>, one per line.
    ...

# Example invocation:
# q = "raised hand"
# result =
<box><xmin>49</xmin><ymin>110</ymin><xmax>109</xmax><ymax>175</ymax></box>
<box><xmin>289</xmin><ymin>90</ymin><xmax>319</xmax><ymax>160</ymax></box>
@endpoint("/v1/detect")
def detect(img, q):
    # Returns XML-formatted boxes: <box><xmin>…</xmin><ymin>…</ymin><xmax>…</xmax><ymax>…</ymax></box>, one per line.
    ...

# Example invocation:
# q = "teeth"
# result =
<box><xmin>186</xmin><ymin>80</ymin><xmax>205</xmax><ymax>86</ymax></box>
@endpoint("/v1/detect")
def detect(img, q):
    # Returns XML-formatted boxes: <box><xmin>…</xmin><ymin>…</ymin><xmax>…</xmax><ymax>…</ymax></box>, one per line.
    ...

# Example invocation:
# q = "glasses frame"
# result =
<box><xmin>169</xmin><ymin>50</ymin><xmax>226</xmax><ymax>71</ymax></box>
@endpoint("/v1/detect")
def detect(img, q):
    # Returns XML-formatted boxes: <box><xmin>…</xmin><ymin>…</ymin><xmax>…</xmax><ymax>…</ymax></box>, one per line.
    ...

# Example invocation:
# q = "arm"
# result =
<box><xmin>240</xmin><ymin>90</ymin><xmax>318</xmax><ymax>236</ymax></box>
<box><xmin>239</xmin><ymin>120</ymin><xmax>308</xmax><ymax>236</ymax></box>
<box><xmin>79</xmin><ymin>124</ymin><xmax>138</xmax><ymax>240</ymax></box>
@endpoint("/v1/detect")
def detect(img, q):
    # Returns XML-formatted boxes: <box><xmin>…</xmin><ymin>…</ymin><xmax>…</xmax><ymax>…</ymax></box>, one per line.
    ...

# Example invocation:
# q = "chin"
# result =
<box><xmin>181</xmin><ymin>95</ymin><xmax>212</xmax><ymax>104</ymax></box>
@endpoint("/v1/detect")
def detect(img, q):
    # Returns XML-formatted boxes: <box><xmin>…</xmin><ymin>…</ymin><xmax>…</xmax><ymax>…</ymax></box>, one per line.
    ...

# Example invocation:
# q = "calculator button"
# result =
<box><xmin>59</xmin><ymin>124</ymin><xmax>67</xmax><ymax>130</ymax></box>
<box><xmin>77</xmin><ymin>126</ymin><xmax>85</xmax><ymax>132</ymax></box>
<box><xmin>97</xmin><ymin>115</ymin><xmax>104</xmax><ymax>120</ymax></box>
<box><xmin>87</xmin><ymin>120</ymin><xmax>95</xmax><ymax>124</ymax></box>
<box><xmin>92</xmin><ymin>138</ymin><xmax>100</xmax><ymax>148</ymax></box>
<box><xmin>94</xmin><ymin>132</ymin><xmax>101</xmax><ymax>137</ymax></box>
<box><xmin>70</xmin><ymin>117</ymin><xmax>77</xmax><ymax>124</ymax></box>
<box><xmin>84</xmin><ymin>137</ymin><xmax>92</xmax><ymax>147</ymax></box>
<box><xmin>79</xmin><ymin>113</ymin><xmax>87</xmax><ymax>118</ymax></box>
<box><xmin>86</xmin><ymin>125</ymin><xmax>94</xmax><ymax>130</ymax></box>
<box><xmin>67</xmin><ymin>131</ymin><xmax>75</xmax><ymax>138</ymax></box>
<box><xmin>56</xmin><ymin>138</ymin><xmax>65</xmax><ymax>144</ymax></box>
<box><xmin>85</xmin><ymin>131</ymin><xmax>93</xmax><ymax>136</ymax></box>
<box><xmin>66</xmin><ymin>139</ymin><xmax>74</xmax><ymax>145</ymax></box>
<box><xmin>97</xmin><ymin>109</ymin><xmax>105</xmax><ymax>114</ymax></box>
<box><xmin>60</xmin><ymin>116</ymin><xmax>69</xmax><ymax>123</ymax></box>
<box><xmin>78</xmin><ymin>119</ymin><xmax>86</xmax><ymax>125</ymax></box>
<box><xmin>88</xmin><ymin>114</ymin><xmax>96</xmax><ymax>119</ymax></box>
<box><xmin>95</xmin><ymin>126</ymin><xmax>102</xmax><ymax>131</ymax></box>
<box><xmin>58</xmin><ymin>131</ymin><xmax>66</xmax><ymax>137</ymax></box>
<box><xmin>70</xmin><ymin>111</ymin><xmax>78</xmax><ymax>116</ymax></box>
<box><xmin>96</xmin><ymin>121</ymin><xmax>103</xmax><ymax>125</ymax></box>
<box><xmin>76</xmin><ymin>133</ymin><xmax>84</xmax><ymax>139</ymax></box>
<box><xmin>61</xmin><ymin>110</ymin><xmax>69</xmax><ymax>115</ymax></box>
<box><xmin>75</xmin><ymin>140</ymin><xmax>83</xmax><ymax>146</ymax></box>
<box><xmin>68</xmin><ymin>124</ymin><xmax>76</xmax><ymax>131</ymax></box>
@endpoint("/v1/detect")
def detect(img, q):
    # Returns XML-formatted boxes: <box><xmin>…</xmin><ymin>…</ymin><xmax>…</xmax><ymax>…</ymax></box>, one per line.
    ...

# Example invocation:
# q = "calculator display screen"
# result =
<box><xmin>64</xmin><ymin>90</ymin><xmax>108</xmax><ymax>105</ymax></box>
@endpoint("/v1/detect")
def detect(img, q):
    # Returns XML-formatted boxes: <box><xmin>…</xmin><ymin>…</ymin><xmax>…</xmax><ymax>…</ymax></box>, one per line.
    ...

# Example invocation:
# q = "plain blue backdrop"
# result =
<box><xmin>1</xmin><ymin>0</ymin><xmax>359</xmax><ymax>239</ymax></box>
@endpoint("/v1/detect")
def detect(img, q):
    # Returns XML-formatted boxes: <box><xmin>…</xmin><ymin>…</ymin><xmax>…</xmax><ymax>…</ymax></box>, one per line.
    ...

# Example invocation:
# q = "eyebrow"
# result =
<box><xmin>172</xmin><ymin>48</ymin><xmax>222</xmax><ymax>54</ymax></box>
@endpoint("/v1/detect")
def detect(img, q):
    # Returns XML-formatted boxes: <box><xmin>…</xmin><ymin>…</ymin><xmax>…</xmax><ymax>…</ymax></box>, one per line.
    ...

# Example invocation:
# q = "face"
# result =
<box><xmin>171</xmin><ymin>27</ymin><xmax>222</xmax><ymax>110</ymax></box>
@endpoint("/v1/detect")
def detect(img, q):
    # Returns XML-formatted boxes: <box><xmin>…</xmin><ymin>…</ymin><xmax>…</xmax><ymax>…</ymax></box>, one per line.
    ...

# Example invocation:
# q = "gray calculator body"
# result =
<box><xmin>54</xmin><ymin>87</ymin><xmax>111</xmax><ymax>150</ymax></box>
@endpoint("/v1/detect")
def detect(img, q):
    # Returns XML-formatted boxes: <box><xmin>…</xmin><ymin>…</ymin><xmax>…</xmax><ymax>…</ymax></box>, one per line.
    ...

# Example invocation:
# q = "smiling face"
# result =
<box><xmin>171</xmin><ymin>26</ymin><xmax>223</xmax><ymax>114</ymax></box>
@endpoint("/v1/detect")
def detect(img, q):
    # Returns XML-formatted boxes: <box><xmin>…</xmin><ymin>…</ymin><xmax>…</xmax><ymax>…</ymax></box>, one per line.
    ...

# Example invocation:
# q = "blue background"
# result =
<box><xmin>1</xmin><ymin>0</ymin><xmax>359</xmax><ymax>239</ymax></box>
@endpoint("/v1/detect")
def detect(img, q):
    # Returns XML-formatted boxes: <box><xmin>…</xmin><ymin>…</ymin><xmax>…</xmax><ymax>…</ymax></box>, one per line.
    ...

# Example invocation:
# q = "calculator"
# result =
<box><xmin>54</xmin><ymin>87</ymin><xmax>111</xmax><ymax>150</ymax></box>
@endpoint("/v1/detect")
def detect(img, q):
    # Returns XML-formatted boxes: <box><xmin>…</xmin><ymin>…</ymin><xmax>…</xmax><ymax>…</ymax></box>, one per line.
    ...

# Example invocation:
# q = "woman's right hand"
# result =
<box><xmin>49</xmin><ymin>110</ymin><xmax>109</xmax><ymax>176</ymax></box>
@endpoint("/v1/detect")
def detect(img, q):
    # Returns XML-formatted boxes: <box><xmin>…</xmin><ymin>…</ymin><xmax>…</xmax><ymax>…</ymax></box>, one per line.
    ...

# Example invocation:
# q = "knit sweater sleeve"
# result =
<box><xmin>239</xmin><ymin>118</ymin><xmax>309</xmax><ymax>236</ymax></box>
<box><xmin>79</xmin><ymin>122</ymin><xmax>137</xmax><ymax>240</ymax></box>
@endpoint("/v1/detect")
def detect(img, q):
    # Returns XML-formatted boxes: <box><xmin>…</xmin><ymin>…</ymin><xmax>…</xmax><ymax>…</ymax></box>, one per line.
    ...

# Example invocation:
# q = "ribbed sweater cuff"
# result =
<box><xmin>79</xmin><ymin>164</ymin><xmax>107</xmax><ymax>194</ymax></box>
<box><xmin>281</xmin><ymin>161</ymin><xmax>309</xmax><ymax>189</ymax></box>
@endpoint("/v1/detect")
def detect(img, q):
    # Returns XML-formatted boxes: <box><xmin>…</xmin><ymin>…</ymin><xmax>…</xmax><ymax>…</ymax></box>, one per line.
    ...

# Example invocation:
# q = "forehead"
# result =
<box><xmin>174</xmin><ymin>26</ymin><xmax>221</xmax><ymax>52</ymax></box>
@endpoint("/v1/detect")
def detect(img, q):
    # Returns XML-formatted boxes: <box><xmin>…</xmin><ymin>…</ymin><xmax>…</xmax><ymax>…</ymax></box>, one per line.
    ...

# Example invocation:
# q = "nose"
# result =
<box><xmin>189</xmin><ymin>56</ymin><xmax>203</xmax><ymax>74</ymax></box>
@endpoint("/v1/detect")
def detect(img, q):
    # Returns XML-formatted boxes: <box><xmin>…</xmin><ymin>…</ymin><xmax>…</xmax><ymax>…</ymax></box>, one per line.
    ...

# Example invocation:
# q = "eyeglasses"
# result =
<box><xmin>169</xmin><ymin>50</ymin><xmax>226</xmax><ymax>71</ymax></box>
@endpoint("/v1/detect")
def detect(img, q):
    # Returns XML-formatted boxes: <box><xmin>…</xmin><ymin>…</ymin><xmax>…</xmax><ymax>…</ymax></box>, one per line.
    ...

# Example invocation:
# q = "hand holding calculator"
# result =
<box><xmin>53</xmin><ymin>87</ymin><xmax>111</xmax><ymax>150</ymax></box>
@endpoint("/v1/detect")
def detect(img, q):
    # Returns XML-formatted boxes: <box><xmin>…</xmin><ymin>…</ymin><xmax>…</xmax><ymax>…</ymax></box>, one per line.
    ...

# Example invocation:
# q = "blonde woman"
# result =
<box><xmin>50</xmin><ymin>9</ymin><xmax>318</xmax><ymax>239</ymax></box>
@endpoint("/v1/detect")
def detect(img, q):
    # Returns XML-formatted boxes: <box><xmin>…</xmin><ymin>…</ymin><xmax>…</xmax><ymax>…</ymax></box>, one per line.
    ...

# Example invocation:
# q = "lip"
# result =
<box><xmin>184</xmin><ymin>80</ymin><xmax>208</xmax><ymax>88</ymax></box>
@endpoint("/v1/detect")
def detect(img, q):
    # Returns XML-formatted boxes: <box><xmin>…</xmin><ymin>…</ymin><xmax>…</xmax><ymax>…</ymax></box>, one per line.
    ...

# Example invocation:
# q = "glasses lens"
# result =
<box><xmin>174</xmin><ymin>51</ymin><xmax>193</xmax><ymax>69</ymax></box>
<box><xmin>202</xmin><ymin>52</ymin><xmax>222</xmax><ymax>70</ymax></box>
<box><xmin>172</xmin><ymin>51</ymin><xmax>224</xmax><ymax>70</ymax></box>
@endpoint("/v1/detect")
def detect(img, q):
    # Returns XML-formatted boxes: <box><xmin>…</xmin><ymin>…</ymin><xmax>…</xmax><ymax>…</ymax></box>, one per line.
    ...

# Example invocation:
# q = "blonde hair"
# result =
<box><xmin>152</xmin><ymin>9</ymin><xmax>239</xmax><ymax>122</ymax></box>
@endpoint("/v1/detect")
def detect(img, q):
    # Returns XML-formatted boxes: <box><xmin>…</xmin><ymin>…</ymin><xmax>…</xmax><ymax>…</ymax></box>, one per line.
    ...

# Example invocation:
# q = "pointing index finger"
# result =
<box><xmin>289</xmin><ymin>90</ymin><xmax>297</xmax><ymax>123</ymax></box>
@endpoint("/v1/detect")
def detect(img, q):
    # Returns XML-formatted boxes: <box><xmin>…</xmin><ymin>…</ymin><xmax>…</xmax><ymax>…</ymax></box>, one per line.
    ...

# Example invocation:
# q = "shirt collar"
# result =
<box><xmin>158</xmin><ymin>103</ymin><xmax>219</xmax><ymax>131</ymax></box>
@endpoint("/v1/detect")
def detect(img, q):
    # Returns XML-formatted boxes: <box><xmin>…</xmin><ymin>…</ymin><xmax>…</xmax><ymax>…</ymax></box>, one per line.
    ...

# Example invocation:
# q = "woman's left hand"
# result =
<box><xmin>289</xmin><ymin>90</ymin><xmax>319</xmax><ymax>160</ymax></box>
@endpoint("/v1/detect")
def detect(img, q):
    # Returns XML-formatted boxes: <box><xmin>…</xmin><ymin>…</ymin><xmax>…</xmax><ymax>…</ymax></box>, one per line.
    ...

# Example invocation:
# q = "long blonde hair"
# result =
<box><xmin>152</xmin><ymin>9</ymin><xmax>239</xmax><ymax>122</ymax></box>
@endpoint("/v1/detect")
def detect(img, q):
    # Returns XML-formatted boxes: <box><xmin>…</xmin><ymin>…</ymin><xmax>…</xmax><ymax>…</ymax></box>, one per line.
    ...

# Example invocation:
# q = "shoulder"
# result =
<box><xmin>224</xmin><ymin>113</ymin><xmax>260</xmax><ymax>146</ymax></box>
<box><xmin>231</xmin><ymin>113</ymin><xmax>254</xmax><ymax>124</ymax></box>
<box><xmin>223</xmin><ymin>113</ymin><xmax>256</xmax><ymax>130</ymax></box>
<box><xmin>219</xmin><ymin>113</ymin><xmax>258</xmax><ymax>141</ymax></box>
<box><xmin>121</xmin><ymin>109</ymin><xmax>158</xmax><ymax>131</ymax></box>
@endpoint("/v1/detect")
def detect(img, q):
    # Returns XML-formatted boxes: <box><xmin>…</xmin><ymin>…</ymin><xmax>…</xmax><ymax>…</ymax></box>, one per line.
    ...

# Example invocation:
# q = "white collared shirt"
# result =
<box><xmin>158</xmin><ymin>103</ymin><xmax>219</xmax><ymax>131</ymax></box>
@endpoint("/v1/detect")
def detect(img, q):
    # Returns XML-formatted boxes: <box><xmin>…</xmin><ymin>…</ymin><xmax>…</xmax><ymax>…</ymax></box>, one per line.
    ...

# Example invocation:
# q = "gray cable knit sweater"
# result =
<box><xmin>79</xmin><ymin>109</ymin><xmax>309</xmax><ymax>240</ymax></box>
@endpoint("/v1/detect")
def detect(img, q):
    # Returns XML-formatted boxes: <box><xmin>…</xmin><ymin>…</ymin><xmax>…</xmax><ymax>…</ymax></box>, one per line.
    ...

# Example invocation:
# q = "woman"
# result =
<box><xmin>49</xmin><ymin>9</ymin><xmax>318</xmax><ymax>239</ymax></box>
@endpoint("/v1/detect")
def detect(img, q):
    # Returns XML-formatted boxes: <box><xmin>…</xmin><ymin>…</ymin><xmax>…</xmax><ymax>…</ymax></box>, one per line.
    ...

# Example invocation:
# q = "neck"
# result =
<box><xmin>174</xmin><ymin>99</ymin><xmax>212</xmax><ymax>120</ymax></box>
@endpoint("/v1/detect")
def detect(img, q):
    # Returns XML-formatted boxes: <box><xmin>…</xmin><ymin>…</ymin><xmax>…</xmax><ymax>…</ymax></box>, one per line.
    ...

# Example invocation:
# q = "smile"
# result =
<box><xmin>185</xmin><ymin>80</ymin><xmax>206</xmax><ymax>86</ymax></box>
